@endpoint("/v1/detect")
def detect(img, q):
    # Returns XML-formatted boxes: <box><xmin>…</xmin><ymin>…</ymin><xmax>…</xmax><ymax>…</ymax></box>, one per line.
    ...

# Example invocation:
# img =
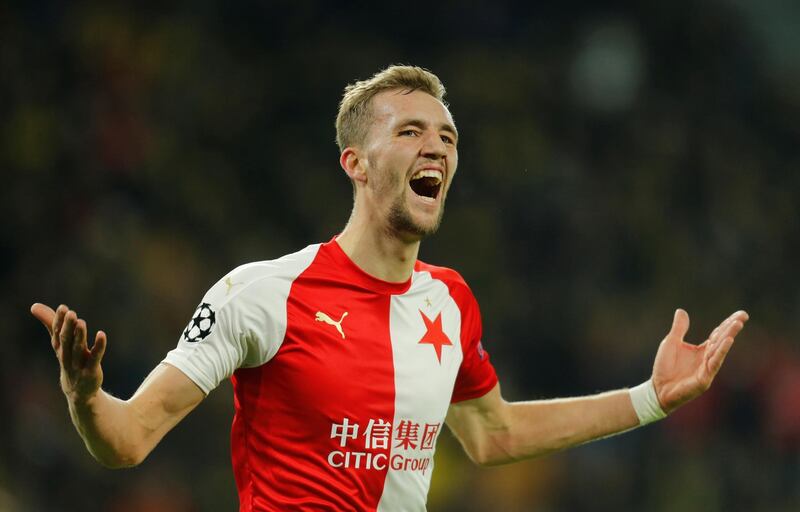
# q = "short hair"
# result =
<box><xmin>335</xmin><ymin>65</ymin><xmax>447</xmax><ymax>153</ymax></box>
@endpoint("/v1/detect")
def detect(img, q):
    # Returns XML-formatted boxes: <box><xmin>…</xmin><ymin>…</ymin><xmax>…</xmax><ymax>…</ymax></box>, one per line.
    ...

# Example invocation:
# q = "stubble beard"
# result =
<box><xmin>369</xmin><ymin>157</ymin><xmax>446</xmax><ymax>242</ymax></box>
<box><xmin>385</xmin><ymin>189</ymin><xmax>445</xmax><ymax>242</ymax></box>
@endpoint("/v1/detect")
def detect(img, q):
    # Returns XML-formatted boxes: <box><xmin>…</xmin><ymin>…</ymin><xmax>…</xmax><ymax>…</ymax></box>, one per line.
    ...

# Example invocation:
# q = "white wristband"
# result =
<box><xmin>629</xmin><ymin>379</ymin><xmax>667</xmax><ymax>426</ymax></box>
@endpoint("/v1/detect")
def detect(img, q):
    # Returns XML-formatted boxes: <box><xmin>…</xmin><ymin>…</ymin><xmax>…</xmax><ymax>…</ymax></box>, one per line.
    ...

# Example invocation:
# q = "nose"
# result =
<box><xmin>420</xmin><ymin>131</ymin><xmax>447</xmax><ymax>160</ymax></box>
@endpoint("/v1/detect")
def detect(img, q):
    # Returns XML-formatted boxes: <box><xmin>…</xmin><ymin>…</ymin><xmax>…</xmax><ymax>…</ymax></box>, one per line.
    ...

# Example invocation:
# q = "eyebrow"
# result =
<box><xmin>397</xmin><ymin>118</ymin><xmax>459</xmax><ymax>140</ymax></box>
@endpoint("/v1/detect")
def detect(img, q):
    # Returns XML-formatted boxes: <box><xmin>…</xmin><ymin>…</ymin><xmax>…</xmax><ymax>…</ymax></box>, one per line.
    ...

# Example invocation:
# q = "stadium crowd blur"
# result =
<box><xmin>2</xmin><ymin>1</ymin><xmax>799</xmax><ymax>511</ymax></box>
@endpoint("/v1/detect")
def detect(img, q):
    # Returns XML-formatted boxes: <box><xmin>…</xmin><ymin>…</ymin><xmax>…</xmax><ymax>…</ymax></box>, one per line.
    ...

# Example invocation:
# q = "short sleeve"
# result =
<box><xmin>450</xmin><ymin>285</ymin><xmax>498</xmax><ymax>403</ymax></box>
<box><xmin>162</xmin><ymin>267</ymin><xmax>285</xmax><ymax>394</ymax></box>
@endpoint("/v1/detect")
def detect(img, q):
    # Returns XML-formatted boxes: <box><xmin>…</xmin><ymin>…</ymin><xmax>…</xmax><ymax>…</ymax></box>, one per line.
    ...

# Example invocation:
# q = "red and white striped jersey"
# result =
<box><xmin>164</xmin><ymin>238</ymin><xmax>498</xmax><ymax>511</ymax></box>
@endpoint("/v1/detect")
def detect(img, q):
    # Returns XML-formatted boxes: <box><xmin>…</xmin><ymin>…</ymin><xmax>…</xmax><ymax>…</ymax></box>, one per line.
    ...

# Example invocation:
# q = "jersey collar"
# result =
<box><xmin>326</xmin><ymin>236</ymin><xmax>413</xmax><ymax>295</ymax></box>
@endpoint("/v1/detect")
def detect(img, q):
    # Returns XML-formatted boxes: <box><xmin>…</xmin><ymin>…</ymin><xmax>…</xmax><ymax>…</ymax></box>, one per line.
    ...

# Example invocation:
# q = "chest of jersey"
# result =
<box><xmin>275</xmin><ymin>271</ymin><xmax>464</xmax><ymax>428</ymax></box>
<box><xmin>230</xmin><ymin>270</ymin><xmax>465</xmax><ymax>510</ymax></box>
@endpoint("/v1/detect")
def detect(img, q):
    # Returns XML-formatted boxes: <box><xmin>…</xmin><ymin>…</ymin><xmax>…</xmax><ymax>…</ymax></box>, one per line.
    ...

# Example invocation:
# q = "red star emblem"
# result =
<box><xmin>417</xmin><ymin>310</ymin><xmax>452</xmax><ymax>363</ymax></box>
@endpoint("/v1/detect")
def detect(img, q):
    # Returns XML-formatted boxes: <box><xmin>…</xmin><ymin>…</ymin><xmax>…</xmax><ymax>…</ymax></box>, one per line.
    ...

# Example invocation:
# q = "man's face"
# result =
<box><xmin>359</xmin><ymin>89</ymin><xmax>459</xmax><ymax>242</ymax></box>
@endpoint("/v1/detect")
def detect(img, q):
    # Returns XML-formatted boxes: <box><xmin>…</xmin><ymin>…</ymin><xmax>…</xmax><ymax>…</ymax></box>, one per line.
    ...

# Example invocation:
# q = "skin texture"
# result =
<box><xmin>31</xmin><ymin>87</ymin><xmax>749</xmax><ymax>470</ymax></box>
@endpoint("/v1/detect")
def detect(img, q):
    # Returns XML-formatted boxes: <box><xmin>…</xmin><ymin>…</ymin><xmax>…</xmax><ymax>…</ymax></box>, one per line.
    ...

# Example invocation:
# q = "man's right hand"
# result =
<box><xmin>30</xmin><ymin>303</ymin><xmax>204</xmax><ymax>468</ymax></box>
<box><xmin>31</xmin><ymin>303</ymin><xmax>107</xmax><ymax>405</ymax></box>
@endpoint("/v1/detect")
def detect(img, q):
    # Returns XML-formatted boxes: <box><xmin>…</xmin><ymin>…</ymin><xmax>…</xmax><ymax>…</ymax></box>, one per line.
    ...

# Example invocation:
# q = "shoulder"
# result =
<box><xmin>211</xmin><ymin>243</ymin><xmax>322</xmax><ymax>308</ymax></box>
<box><xmin>415</xmin><ymin>260</ymin><xmax>477</xmax><ymax>305</ymax></box>
<box><xmin>415</xmin><ymin>260</ymin><xmax>467</xmax><ymax>285</ymax></box>
<box><xmin>230</xmin><ymin>243</ymin><xmax>321</xmax><ymax>279</ymax></box>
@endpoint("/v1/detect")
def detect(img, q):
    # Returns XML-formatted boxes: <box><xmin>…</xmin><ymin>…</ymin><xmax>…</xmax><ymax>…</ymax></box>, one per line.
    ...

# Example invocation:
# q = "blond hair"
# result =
<box><xmin>335</xmin><ymin>65</ymin><xmax>447</xmax><ymax>153</ymax></box>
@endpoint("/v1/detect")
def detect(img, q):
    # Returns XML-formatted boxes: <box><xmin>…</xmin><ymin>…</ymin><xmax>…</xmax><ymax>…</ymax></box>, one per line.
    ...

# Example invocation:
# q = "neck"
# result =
<box><xmin>336</xmin><ymin>207</ymin><xmax>420</xmax><ymax>283</ymax></box>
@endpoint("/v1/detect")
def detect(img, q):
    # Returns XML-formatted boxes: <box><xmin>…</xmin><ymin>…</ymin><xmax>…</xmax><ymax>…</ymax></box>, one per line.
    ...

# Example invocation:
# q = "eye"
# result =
<box><xmin>399</xmin><ymin>129</ymin><xmax>420</xmax><ymax>137</ymax></box>
<box><xmin>440</xmin><ymin>134</ymin><xmax>455</xmax><ymax>145</ymax></box>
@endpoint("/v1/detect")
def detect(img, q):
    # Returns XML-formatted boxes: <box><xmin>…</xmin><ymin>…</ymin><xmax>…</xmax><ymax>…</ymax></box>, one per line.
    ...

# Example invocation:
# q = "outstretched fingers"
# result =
<box><xmin>702</xmin><ymin>313</ymin><xmax>747</xmax><ymax>380</ymax></box>
<box><xmin>708</xmin><ymin>312</ymin><xmax>748</xmax><ymax>350</ymax></box>
<box><xmin>65</xmin><ymin>314</ymin><xmax>103</xmax><ymax>371</ymax></box>
<box><xmin>32</xmin><ymin>302</ymin><xmax>108</xmax><ymax>372</ymax></box>
<box><xmin>707</xmin><ymin>319</ymin><xmax>728</xmax><ymax>349</ymax></box>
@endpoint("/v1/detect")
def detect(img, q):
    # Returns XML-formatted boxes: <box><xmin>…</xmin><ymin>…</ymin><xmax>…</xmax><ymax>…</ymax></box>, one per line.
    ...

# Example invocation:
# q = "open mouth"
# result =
<box><xmin>409</xmin><ymin>170</ymin><xmax>443</xmax><ymax>199</ymax></box>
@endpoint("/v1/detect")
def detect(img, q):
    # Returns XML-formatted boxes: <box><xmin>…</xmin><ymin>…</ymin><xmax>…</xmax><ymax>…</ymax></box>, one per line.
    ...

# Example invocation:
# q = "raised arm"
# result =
<box><xmin>446</xmin><ymin>308</ymin><xmax>748</xmax><ymax>466</ymax></box>
<box><xmin>31</xmin><ymin>303</ymin><xmax>205</xmax><ymax>468</ymax></box>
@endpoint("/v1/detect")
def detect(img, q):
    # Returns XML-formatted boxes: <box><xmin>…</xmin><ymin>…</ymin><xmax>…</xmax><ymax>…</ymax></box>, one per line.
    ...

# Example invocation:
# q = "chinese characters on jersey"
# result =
<box><xmin>328</xmin><ymin>418</ymin><xmax>442</xmax><ymax>474</ymax></box>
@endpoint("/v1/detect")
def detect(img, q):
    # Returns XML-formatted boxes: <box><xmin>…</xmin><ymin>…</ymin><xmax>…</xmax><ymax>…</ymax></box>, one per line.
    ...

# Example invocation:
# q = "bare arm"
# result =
<box><xmin>32</xmin><ymin>303</ymin><xmax>205</xmax><ymax>468</ymax></box>
<box><xmin>446</xmin><ymin>308</ymin><xmax>749</xmax><ymax>466</ymax></box>
<box><xmin>446</xmin><ymin>383</ymin><xmax>638</xmax><ymax>465</ymax></box>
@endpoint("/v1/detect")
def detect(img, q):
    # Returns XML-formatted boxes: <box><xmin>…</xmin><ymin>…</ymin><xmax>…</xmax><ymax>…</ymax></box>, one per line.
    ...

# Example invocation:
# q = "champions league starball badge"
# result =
<box><xmin>181</xmin><ymin>302</ymin><xmax>216</xmax><ymax>343</ymax></box>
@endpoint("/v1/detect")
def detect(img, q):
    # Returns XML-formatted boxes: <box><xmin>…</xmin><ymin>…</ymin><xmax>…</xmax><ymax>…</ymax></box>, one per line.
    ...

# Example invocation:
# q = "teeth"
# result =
<box><xmin>410</xmin><ymin>169</ymin><xmax>443</xmax><ymax>183</ymax></box>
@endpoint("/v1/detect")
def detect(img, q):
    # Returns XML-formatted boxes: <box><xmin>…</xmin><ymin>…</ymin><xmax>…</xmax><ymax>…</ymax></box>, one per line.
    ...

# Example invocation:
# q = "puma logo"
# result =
<box><xmin>315</xmin><ymin>311</ymin><xmax>348</xmax><ymax>339</ymax></box>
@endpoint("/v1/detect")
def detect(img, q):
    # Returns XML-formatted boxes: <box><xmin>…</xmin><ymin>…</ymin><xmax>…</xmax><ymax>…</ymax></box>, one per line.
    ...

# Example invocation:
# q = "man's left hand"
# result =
<box><xmin>652</xmin><ymin>309</ymin><xmax>749</xmax><ymax>414</ymax></box>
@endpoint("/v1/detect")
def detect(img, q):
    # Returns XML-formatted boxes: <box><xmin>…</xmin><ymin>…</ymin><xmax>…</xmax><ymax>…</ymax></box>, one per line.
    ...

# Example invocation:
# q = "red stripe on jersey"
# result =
<box><xmin>231</xmin><ymin>242</ymin><xmax>407</xmax><ymax>511</ymax></box>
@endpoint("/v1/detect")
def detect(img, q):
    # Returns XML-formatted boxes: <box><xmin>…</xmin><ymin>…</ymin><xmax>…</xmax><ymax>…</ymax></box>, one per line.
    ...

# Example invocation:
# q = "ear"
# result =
<box><xmin>340</xmin><ymin>148</ymin><xmax>367</xmax><ymax>185</ymax></box>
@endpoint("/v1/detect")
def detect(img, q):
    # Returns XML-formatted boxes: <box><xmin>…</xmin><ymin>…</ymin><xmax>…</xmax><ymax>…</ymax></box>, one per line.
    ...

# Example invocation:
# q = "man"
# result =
<box><xmin>31</xmin><ymin>65</ymin><xmax>748</xmax><ymax>511</ymax></box>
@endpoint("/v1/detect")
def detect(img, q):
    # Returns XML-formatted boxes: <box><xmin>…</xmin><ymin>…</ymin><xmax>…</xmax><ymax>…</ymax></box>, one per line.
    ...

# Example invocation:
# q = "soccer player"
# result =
<box><xmin>31</xmin><ymin>65</ymin><xmax>748</xmax><ymax>511</ymax></box>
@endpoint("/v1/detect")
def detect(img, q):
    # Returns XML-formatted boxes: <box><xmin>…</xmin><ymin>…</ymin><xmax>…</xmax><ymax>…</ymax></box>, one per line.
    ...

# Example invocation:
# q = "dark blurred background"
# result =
<box><xmin>2</xmin><ymin>1</ymin><xmax>799</xmax><ymax>510</ymax></box>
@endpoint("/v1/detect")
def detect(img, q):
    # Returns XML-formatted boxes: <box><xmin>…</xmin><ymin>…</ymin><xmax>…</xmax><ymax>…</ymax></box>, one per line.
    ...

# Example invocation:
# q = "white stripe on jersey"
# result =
<box><xmin>377</xmin><ymin>269</ymin><xmax>464</xmax><ymax>512</ymax></box>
